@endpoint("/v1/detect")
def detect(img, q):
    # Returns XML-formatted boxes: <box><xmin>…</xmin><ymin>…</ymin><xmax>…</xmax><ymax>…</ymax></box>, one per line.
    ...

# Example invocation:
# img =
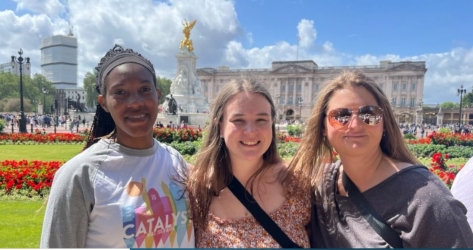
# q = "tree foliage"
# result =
<box><xmin>440</xmin><ymin>102</ymin><xmax>457</xmax><ymax>109</ymax></box>
<box><xmin>461</xmin><ymin>92</ymin><xmax>473</xmax><ymax>108</ymax></box>
<box><xmin>83</xmin><ymin>71</ymin><xmax>98</xmax><ymax>108</ymax></box>
<box><xmin>157</xmin><ymin>76</ymin><xmax>172</xmax><ymax>104</ymax></box>
<box><xmin>0</xmin><ymin>73</ymin><xmax>55</xmax><ymax>113</ymax></box>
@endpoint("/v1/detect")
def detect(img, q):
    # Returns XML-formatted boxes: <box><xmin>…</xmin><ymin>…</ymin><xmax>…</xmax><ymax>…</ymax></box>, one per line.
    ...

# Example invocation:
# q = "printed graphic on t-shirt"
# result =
<box><xmin>121</xmin><ymin>178</ymin><xmax>193</xmax><ymax>248</ymax></box>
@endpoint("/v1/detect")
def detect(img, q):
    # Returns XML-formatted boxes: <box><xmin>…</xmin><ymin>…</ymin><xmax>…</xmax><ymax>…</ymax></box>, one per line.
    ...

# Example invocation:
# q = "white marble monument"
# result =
<box><xmin>159</xmin><ymin>19</ymin><xmax>209</xmax><ymax>128</ymax></box>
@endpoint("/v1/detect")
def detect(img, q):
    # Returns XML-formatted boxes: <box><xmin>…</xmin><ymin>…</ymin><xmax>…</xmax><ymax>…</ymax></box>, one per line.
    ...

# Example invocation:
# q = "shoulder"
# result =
<box><xmin>155</xmin><ymin>140</ymin><xmax>189</xmax><ymax>175</ymax></box>
<box><xmin>55</xmin><ymin>143</ymin><xmax>108</xmax><ymax>178</ymax></box>
<box><xmin>378</xmin><ymin>165</ymin><xmax>462</xmax><ymax>212</ymax></box>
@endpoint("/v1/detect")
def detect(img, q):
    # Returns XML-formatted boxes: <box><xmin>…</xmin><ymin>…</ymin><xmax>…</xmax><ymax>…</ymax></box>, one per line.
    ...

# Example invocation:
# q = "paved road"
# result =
<box><xmin>4</xmin><ymin>122</ymin><xmax>436</xmax><ymax>140</ymax></box>
<box><xmin>4</xmin><ymin>122</ymin><xmax>90</xmax><ymax>134</ymax></box>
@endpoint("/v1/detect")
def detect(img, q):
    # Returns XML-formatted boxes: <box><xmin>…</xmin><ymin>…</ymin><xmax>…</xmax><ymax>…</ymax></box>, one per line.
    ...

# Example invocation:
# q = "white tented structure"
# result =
<box><xmin>40</xmin><ymin>34</ymin><xmax>78</xmax><ymax>89</ymax></box>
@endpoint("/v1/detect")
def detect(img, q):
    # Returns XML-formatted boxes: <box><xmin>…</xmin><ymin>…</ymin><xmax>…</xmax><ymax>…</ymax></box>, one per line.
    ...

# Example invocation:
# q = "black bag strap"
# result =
<box><xmin>342</xmin><ymin>173</ymin><xmax>403</xmax><ymax>248</ymax></box>
<box><xmin>227</xmin><ymin>176</ymin><xmax>302</xmax><ymax>248</ymax></box>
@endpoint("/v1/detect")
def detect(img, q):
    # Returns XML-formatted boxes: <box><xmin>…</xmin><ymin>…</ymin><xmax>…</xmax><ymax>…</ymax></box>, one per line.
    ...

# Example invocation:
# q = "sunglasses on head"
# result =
<box><xmin>327</xmin><ymin>105</ymin><xmax>383</xmax><ymax>128</ymax></box>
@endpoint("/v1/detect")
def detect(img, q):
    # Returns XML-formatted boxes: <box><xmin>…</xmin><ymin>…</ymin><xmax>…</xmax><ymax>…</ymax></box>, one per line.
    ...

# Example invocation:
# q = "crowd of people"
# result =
<box><xmin>0</xmin><ymin>113</ymin><xmax>88</xmax><ymax>132</ymax></box>
<box><xmin>35</xmin><ymin>45</ymin><xmax>473</xmax><ymax>248</ymax></box>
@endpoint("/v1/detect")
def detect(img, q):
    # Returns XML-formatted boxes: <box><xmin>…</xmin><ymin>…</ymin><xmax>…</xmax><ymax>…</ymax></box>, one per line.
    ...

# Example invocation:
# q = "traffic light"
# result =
<box><xmin>50</xmin><ymin>104</ymin><xmax>54</xmax><ymax>113</ymax></box>
<box><xmin>54</xmin><ymin>99</ymin><xmax>58</xmax><ymax>109</ymax></box>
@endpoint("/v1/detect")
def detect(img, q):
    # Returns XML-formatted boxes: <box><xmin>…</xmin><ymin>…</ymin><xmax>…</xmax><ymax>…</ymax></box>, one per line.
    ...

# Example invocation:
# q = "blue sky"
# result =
<box><xmin>0</xmin><ymin>0</ymin><xmax>472</xmax><ymax>104</ymax></box>
<box><xmin>234</xmin><ymin>0</ymin><xmax>472</xmax><ymax>56</ymax></box>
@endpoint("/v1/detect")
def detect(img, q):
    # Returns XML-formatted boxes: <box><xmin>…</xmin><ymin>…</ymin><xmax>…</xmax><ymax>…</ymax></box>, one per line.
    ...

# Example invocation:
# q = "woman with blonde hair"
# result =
<box><xmin>187</xmin><ymin>79</ymin><xmax>310</xmax><ymax>248</ymax></box>
<box><xmin>287</xmin><ymin>70</ymin><xmax>473</xmax><ymax>248</ymax></box>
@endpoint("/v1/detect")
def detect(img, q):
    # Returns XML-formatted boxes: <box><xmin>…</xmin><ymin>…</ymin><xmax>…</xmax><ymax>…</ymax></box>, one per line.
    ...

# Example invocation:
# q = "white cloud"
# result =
<box><xmin>14</xmin><ymin>0</ymin><xmax>64</xmax><ymax>17</ymax></box>
<box><xmin>1</xmin><ymin>0</ymin><xmax>472</xmax><ymax>105</ymax></box>
<box><xmin>297</xmin><ymin>19</ymin><xmax>316</xmax><ymax>49</ymax></box>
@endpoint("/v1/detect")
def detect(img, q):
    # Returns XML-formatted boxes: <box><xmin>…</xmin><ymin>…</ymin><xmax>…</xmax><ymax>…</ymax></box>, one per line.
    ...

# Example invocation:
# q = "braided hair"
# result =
<box><xmin>83</xmin><ymin>44</ymin><xmax>157</xmax><ymax>150</ymax></box>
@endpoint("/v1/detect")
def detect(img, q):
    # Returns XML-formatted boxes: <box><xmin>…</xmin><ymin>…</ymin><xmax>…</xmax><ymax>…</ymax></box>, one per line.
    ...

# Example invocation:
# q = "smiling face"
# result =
<box><xmin>219</xmin><ymin>91</ymin><xmax>273</xmax><ymax>166</ymax></box>
<box><xmin>98</xmin><ymin>63</ymin><xmax>161</xmax><ymax>149</ymax></box>
<box><xmin>324</xmin><ymin>86</ymin><xmax>384</xmax><ymax>157</ymax></box>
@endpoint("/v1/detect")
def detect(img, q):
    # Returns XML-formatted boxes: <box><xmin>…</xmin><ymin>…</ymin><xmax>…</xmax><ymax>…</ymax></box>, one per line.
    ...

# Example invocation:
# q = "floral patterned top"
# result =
<box><xmin>196</xmin><ymin>183</ymin><xmax>311</xmax><ymax>248</ymax></box>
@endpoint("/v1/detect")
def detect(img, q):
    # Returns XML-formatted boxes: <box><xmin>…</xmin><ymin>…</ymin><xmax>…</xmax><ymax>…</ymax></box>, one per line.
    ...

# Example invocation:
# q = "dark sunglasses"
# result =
<box><xmin>327</xmin><ymin>105</ymin><xmax>383</xmax><ymax>128</ymax></box>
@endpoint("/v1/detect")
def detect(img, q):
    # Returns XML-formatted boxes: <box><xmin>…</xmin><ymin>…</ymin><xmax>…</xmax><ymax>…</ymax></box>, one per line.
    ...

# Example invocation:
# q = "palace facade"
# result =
<box><xmin>197</xmin><ymin>60</ymin><xmax>427</xmax><ymax>124</ymax></box>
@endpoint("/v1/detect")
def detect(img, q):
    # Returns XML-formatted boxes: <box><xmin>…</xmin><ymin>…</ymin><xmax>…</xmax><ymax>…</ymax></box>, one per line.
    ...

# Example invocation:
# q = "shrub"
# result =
<box><xmin>286</xmin><ymin>125</ymin><xmax>304</xmax><ymax>137</ymax></box>
<box><xmin>407</xmin><ymin>144</ymin><xmax>446</xmax><ymax>158</ymax></box>
<box><xmin>277</xmin><ymin>142</ymin><xmax>300</xmax><ymax>160</ymax></box>
<box><xmin>0</xmin><ymin>119</ymin><xmax>5</xmax><ymax>133</ymax></box>
<box><xmin>168</xmin><ymin>141</ymin><xmax>198</xmax><ymax>156</ymax></box>
<box><xmin>438</xmin><ymin>127</ymin><xmax>451</xmax><ymax>133</ymax></box>
<box><xmin>403</xmin><ymin>133</ymin><xmax>416</xmax><ymax>140</ymax></box>
<box><xmin>153</xmin><ymin>127</ymin><xmax>203</xmax><ymax>143</ymax></box>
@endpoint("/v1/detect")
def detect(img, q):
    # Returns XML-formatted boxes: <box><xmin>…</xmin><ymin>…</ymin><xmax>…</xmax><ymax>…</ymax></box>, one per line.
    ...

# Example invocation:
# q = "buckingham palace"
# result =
<box><xmin>197</xmin><ymin>60</ymin><xmax>427</xmax><ymax>124</ymax></box>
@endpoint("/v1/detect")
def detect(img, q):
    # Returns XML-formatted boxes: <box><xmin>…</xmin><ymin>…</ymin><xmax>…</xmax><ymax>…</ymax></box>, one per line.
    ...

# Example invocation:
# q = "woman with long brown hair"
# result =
<box><xmin>187</xmin><ymin>79</ymin><xmax>310</xmax><ymax>248</ymax></box>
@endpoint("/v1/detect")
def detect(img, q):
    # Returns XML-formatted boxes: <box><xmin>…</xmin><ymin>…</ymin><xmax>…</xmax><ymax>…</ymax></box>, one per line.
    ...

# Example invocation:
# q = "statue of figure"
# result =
<box><xmin>192</xmin><ymin>80</ymin><xmax>203</xmax><ymax>95</ymax></box>
<box><xmin>167</xmin><ymin>94</ymin><xmax>178</xmax><ymax>115</ymax></box>
<box><xmin>172</xmin><ymin>69</ymin><xmax>188</xmax><ymax>95</ymax></box>
<box><xmin>180</xmin><ymin>19</ymin><xmax>197</xmax><ymax>52</ymax></box>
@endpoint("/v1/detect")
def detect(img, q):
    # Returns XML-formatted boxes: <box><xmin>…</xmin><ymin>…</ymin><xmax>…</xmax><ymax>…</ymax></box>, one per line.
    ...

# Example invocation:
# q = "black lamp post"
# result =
<box><xmin>11</xmin><ymin>48</ymin><xmax>30</xmax><ymax>133</ymax></box>
<box><xmin>458</xmin><ymin>85</ymin><xmax>467</xmax><ymax>125</ymax></box>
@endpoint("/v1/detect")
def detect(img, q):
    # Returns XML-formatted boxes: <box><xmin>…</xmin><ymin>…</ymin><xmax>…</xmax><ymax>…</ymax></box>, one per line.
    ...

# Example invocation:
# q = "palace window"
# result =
<box><xmin>410</xmin><ymin>97</ymin><xmax>415</xmax><ymax>107</ymax></box>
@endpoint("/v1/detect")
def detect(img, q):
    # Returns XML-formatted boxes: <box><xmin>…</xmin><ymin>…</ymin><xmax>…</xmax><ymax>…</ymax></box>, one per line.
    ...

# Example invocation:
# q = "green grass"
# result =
<box><xmin>419</xmin><ymin>157</ymin><xmax>468</xmax><ymax>167</ymax></box>
<box><xmin>0</xmin><ymin>200</ymin><xmax>45</xmax><ymax>248</ymax></box>
<box><xmin>0</xmin><ymin>144</ymin><xmax>82</xmax><ymax>247</ymax></box>
<box><xmin>0</xmin><ymin>144</ymin><xmax>83</xmax><ymax>161</ymax></box>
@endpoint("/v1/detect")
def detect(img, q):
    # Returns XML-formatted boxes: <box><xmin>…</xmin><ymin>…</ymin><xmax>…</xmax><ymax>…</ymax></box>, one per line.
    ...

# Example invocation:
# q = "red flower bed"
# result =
<box><xmin>153</xmin><ymin>127</ymin><xmax>203</xmax><ymax>143</ymax></box>
<box><xmin>407</xmin><ymin>137</ymin><xmax>431</xmax><ymax>144</ymax></box>
<box><xmin>276</xmin><ymin>131</ymin><xmax>301</xmax><ymax>143</ymax></box>
<box><xmin>0</xmin><ymin>132</ymin><xmax>86</xmax><ymax>143</ymax></box>
<box><xmin>428</xmin><ymin>131</ymin><xmax>473</xmax><ymax>147</ymax></box>
<box><xmin>0</xmin><ymin>160</ymin><xmax>63</xmax><ymax>195</ymax></box>
<box><xmin>429</xmin><ymin>152</ymin><xmax>463</xmax><ymax>188</ymax></box>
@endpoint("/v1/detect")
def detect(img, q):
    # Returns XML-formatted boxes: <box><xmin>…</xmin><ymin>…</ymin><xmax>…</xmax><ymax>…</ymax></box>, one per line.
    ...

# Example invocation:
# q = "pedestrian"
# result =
<box><xmin>187</xmin><ymin>79</ymin><xmax>310</xmax><ymax>248</ymax></box>
<box><xmin>68</xmin><ymin>117</ymin><xmax>74</xmax><ymax>133</ymax></box>
<box><xmin>287</xmin><ymin>70</ymin><xmax>473</xmax><ymax>248</ymax></box>
<box><xmin>40</xmin><ymin>44</ymin><xmax>195</xmax><ymax>248</ymax></box>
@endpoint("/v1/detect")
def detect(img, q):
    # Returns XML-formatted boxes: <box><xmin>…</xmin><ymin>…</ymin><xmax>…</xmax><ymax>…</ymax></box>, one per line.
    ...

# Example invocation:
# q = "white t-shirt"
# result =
<box><xmin>452</xmin><ymin>157</ymin><xmax>473</xmax><ymax>229</ymax></box>
<box><xmin>41</xmin><ymin>139</ymin><xmax>195</xmax><ymax>248</ymax></box>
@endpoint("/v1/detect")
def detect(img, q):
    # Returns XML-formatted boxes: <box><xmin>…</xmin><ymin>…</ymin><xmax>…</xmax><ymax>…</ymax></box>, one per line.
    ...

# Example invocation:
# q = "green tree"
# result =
<box><xmin>440</xmin><ymin>102</ymin><xmax>459</xmax><ymax>109</ymax></box>
<box><xmin>0</xmin><ymin>73</ymin><xmax>19</xmax><ymax>101</ymax></box>
<box><xmin>157</xmin><ymin>76</ymin><xmax>172</xmax><ymax>104</ymax></box>
<box><xmin>0</xmin><ymin>73</ymin><xmax>54</xmax><ymax>113</ymax></box>
<box><xmin>462</xmin><ymin>92</ymin><xmax>473</xmax><ymax>108</ymax></box>
<box><xmin>3</xmin><ymin>98</ymin><xmax>34</xmax><ymax>112</ymax></box>
<box><xmin>83</xmin><ymin>71</ymin><xmax>98</xmax><ymax>108</ymax></box>
<box><xmin>28</xmin><ymin>74</ymin><xmax>55</xmax><ymax>113</ymax></box>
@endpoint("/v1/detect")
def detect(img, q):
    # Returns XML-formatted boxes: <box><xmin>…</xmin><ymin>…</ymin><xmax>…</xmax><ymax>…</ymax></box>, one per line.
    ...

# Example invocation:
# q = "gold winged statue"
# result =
<box><xmin>180</xmin><ymin>19</ymin><xmax>197</xmax><ymax>52</ymax></box>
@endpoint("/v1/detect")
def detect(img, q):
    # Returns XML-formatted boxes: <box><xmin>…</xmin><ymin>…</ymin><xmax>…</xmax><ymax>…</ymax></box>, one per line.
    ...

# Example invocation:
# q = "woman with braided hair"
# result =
<box><xmin>40</xmin><ymin>45</ymin><xmax>195</xmax><ymax>248</ymax></box>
